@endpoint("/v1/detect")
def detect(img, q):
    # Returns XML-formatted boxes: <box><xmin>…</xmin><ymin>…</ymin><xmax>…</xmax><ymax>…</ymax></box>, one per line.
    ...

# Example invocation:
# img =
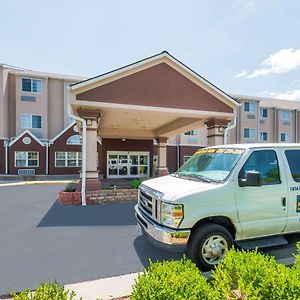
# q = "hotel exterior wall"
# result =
<box><xmin>15</xmin><ymin>75</ymin><xmax>49</xmax><ymax>139</ymax></box>
<box><xmin>49</xmin><ymin>125</ymin><xmax>81</xmax><ymax>175</ymax></box>
<box><xmin>8</xmin><ymin>133</ymin><xmax>46</xmax><ymax>175</ymax></box>
<box><xmin>98</xmin><ymin>138</ymin><xmax>154</xmax><ymax>178</ymax></box>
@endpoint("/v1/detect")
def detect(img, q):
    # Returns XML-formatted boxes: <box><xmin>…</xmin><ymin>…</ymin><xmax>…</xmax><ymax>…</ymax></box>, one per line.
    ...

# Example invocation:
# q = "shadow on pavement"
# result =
<box><xmin>38</xmin><ymin>200</ymin><xmax>137</xmax><ymax>227</ymax></box>
<box><xmin>133</xmin><ymin>235</ymin><xmax>184</xmax><ymax>268</ymax></box>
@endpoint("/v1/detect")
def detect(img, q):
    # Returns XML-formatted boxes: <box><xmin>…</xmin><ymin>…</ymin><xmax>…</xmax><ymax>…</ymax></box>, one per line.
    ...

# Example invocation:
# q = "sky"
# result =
<box><xmin>1</xmin><ymin>0</ymin><xmax>300</xmax><ymax>100</ymax></box>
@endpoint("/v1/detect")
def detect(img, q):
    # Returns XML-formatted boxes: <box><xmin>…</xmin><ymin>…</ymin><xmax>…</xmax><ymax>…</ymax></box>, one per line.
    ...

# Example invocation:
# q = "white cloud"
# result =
<box><xmin>272</xmin><ymin>89</ymin><xmax>300</xmax><ymax>101</ymax></box>
<box><xmin>248</xmin><ymin>48</ymin><xmax>300</xmax><ymax>78</ymax></box>
<box><xmin>234</xmin><ymin>70</ymin><xmax>247</xmax><ymax>78</ymax></box>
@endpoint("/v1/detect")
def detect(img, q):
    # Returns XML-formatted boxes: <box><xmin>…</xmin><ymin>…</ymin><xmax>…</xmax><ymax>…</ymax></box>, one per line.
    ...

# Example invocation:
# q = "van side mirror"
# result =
<box><xmin>239</xmin><ymin>171</ymin><xmax>262</xmax><ymax>187</ymax></box>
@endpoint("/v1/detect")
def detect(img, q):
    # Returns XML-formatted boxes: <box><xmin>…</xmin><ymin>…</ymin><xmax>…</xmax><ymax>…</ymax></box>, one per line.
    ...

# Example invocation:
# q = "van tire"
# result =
<box><xmin>186</xmin><ymin>223</ymin><xmax>233</xmax><ymax>271</ymax></box>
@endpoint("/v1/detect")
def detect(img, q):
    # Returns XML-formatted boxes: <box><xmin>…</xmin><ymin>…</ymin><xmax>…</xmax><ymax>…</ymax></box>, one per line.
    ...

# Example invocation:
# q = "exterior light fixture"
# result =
<box><xmin>86</xmin><ymin>118</ymin><xmax>93</xmax><ymax>126</ymax></box>
<box><xmin>218</xmin><ymin>126</ymin><xmax>225</xmax><ymax>133</ymax></box>
<box><xmin>121</xmin><ymin>138</ymin><xmax>126</xmax><ymax>142</ymax></box>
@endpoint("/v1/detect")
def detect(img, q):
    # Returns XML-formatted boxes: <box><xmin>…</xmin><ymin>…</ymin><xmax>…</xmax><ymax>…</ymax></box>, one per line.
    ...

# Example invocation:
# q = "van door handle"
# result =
<box><xmin>282</xmin><ymin>197</ymin><xmax>286</xmax><ymax>207</ymax></box>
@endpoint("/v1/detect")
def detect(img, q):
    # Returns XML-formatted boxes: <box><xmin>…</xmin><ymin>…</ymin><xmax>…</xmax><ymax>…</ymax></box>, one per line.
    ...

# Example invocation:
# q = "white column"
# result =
<box><xmin>86</xmin><ymin>119</ymin><xmax>99</xmax><ymax>179</ymax></box>
<box><xmin>156</xmin><ymin>137</ymin><xmax>168</xmax><ymax>176</ymax></box>
<box><xmin>205</xmin><ymin>118</ymin><xmax>228</xmax><ymax>146</ymax></box>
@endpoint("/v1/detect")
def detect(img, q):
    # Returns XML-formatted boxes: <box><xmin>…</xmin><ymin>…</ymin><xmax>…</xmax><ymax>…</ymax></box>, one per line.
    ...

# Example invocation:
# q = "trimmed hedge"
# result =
<box><xmin>132</xmin><ymin>242</ymin><xmax>300</xmax><ymax>300</ymax></box>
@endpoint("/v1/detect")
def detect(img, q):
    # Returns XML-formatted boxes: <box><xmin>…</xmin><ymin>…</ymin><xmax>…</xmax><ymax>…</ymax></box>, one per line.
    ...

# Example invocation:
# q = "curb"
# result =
<box><xmin>0</xmin><ymin>180</ymin><xmax>74</xmax><ymax>187</ymax></box>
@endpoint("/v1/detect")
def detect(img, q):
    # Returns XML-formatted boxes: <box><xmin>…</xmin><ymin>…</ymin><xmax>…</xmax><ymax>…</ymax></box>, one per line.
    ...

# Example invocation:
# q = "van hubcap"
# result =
<box><xmin>201</xmin><ymin>235</ymin><xmax>228</xmax><ymax>265</ymax></box>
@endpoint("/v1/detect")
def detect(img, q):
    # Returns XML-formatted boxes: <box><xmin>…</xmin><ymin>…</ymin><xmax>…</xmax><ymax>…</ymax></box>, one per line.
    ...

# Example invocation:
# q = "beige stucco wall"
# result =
<box><xmin>0</xmin><ymin>67</ymin><xmax>11</xmax><ymax>138</ymax></box>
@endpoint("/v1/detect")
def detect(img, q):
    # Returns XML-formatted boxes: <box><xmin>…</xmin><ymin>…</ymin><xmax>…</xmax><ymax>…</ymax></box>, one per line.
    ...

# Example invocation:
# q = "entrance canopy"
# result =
<box><xmin>69</xmin><ymin>51</ymin><xmax>239</xmax><ymax>140</ymax></box>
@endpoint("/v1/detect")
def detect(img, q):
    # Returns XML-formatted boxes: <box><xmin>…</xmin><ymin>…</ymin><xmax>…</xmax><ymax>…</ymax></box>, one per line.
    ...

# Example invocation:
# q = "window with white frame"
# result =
<box><xmin>281</xmin><ymin>133</ymin><xmax>290</xmax><ymax>142</ymax></box>
<box><xmin>55</xmin><ymin>152</ymin><xmax>82</xmax><ymax>167</ymax></box>
<box><xmin>260</xmin><ymin>132</ymin><xmax>268</xmax><ymax>141</ymax></box>
<box><xmin>184</xmin><ymin>130</ymin><xmax>198</xmax><ymax>136</ymax></box>
<box><xmin>244</xmin><ymin>101</ymin><xmax>256</xmax><ymax>112</ymax></box>
<box><xmin>260</xmin><ymin>108</ymin><xmax>268</xmax><ymax>118</ymax></box>
<box><xmin>280</xmin><ymin>110</ymin><xmax>291</xmax><ymax>121</ymax></box>
<box><xmin>66</xmin><ymin>135</ymin><xmax>81</xmax><ymax>145</ymax></box>
<box><xmin>21</xmin><ymin>114</ymin><xmax>42</xmax><ymax>129</ymax></box>
<box><xmin>15</xmin><ymin>151</ymin><xmax>39</xmax><ymax>167</ymax></box>
<box><xmin>21</xmin><ymin>78</ymin><xmax>42</xmax><ymax>93</ymax></box>
<box><xmin>244</xmin><ymin>128</ymin><xmax>255</xmax><ymax>139</ymax></box>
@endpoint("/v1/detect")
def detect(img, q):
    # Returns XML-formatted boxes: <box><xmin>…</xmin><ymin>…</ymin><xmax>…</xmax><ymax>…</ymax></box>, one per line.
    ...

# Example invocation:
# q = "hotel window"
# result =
<box><xmin>281</xmin><ymin>133</ymin><xmax>290</xmax><ymax>142</ymax></box>
<box><xmin>244</xmin><ymin>101</ymin><xmax>256</xmax><ymax>112</ymax></box>
<box><xmin>280</xmin><ymin>110</ymin><xmax>291</xmax><ymax>121</ymax></box>
<box><xmin>184</xmin><ymin>130</ymin><xmax>198</xmax><ymax>136</ymax></box>
<box><xmin>66</xmin><ymin>135</ymin><xmax>81</xmax><ymax>145</ymax></box>
<box><xmin>21</xmin><ymin>78</ymin><xmax>42</xmax><ymax>93</ymax></box>
<box><xmin>15</xmin><ymin>151</ymin><xmax>39</xmax><ymax>167</ymax></box>
<box><xmin>55</xmin><ymin>152</ymin><xmax>82</xmax><ymax>167</ymax></box>
<box><xmin>244</xmin><ymin>128</ymin><xmax>255</xmax><ymax>139</ymax></box>
<box><xmin>21</xmin><ymin>114</ymin><xmax>42</xmax><ymax>129</ymax></box>
<box><xmin>260</xmin><ymin>108</ymin><xmax>268</xmax><ymax>118</ymax></box>
<box><xmin>260</xmin><ymin>132</ymin><xmax>268</xmax><ymax>142</ymax></box>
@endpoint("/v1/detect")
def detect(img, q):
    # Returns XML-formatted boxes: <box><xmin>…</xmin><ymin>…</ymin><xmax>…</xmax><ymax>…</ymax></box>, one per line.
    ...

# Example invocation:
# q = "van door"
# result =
<box><xmin>235</xmin><ymin>149</ymin><xmax>288</xmax><ymax>239</ymax></box>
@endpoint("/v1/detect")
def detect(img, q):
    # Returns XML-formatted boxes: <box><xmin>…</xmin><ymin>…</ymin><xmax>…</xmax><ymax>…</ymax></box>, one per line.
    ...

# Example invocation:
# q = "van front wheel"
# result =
<box><xmin>187</xmin><ymin>223</ymin><xmax>233</xmax><ymax>271</ymax></box>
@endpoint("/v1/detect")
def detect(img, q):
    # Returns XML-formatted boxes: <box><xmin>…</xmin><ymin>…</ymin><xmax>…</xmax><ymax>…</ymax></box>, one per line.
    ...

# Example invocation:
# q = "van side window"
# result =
<box><xmin>285</xmin><ymin>150</ymin><xmax>300</xmax><ymax>182</ymax></box>
<box><xmin>238</xmin><ymin>150</ymin><xmax>280</xmax><ymax>185</ymax></box>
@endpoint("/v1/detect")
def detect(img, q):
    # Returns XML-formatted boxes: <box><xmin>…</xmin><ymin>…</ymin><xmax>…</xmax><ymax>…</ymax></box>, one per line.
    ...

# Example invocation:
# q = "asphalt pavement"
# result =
<box><xmin>0</xmin><ymin>183</ymin><xmax>299</xmax><ymax>297</ymax></box>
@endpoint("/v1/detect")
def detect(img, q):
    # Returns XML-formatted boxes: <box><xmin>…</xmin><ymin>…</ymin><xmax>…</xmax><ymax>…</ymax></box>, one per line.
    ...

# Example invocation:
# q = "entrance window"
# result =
<box><xmin>107</xmin><ymin>151</ymin><xmax>150</xmax><ymax>178</ymax></box>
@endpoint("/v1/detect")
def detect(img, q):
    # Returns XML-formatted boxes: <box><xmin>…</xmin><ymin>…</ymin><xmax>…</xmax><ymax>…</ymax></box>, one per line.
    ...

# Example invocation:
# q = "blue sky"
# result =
<box><xmin>1</xmin><ymin>0</ymin><xmax>300</xmax><ymax>100</ymax></box>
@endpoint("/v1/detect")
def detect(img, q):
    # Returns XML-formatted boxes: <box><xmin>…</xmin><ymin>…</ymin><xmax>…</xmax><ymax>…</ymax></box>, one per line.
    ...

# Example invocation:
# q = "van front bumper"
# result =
<box><xmin>134</xmin><ymin>204</ymin><xmax>190</xmax><ymax>252</ymax></box>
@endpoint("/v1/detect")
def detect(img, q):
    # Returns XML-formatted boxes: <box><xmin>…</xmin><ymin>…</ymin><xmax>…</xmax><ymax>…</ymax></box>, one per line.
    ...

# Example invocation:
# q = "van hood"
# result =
<box><xmin>140</xmin><ymin>175</ymin><xmax>219</xmax><ymax>201</ymax></box>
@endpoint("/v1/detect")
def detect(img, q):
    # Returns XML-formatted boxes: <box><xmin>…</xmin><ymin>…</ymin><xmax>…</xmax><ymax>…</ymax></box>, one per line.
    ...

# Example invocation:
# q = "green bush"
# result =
<box><xmin>294</xmin><ymin>241</ymin><xmax>300</xmax><ymax>269</ymax></box>
<box><xmin>131</xmin><ymin>257</ymin><xmax>217</xmax><ymax>300</ymax></box>
<box><xmin>64</xmin><ymin>183</ymin><xmax>76</xmax><ymax>192</ymax></box>
<box><xmin>11</xmin><ymin>282</ymin><xmax>79</xmax><ymax>300</ymax></box>
<box><xmin>212</xmin><ymin>248</ymin><xmax>300</xmax><ymax>300</ymax></box>
<box><xmin>130</xmin><ymin>179</ymin><xmax>142</xmax><ymax>189</ymax></box>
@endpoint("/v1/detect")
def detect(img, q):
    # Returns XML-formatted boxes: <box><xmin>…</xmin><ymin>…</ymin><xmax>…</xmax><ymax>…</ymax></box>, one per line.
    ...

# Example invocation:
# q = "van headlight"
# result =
<box><xmin>161</xmin><ymin>202</ymin><xmax>184</xmax><ymax>228</ymax></box>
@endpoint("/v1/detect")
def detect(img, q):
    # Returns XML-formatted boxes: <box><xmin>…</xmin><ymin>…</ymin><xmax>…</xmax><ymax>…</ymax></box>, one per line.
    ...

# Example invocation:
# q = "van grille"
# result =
<box><xmin>138</xmin><ymin>187</ymin><xmax>160</xmax><ymax>222</ymax></box>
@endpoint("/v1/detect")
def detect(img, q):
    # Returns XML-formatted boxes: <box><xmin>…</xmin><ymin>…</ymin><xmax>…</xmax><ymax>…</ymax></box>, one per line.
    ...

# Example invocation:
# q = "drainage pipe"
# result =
<box><xmin>67</xmin><ymin>87</ymin><xmax>87</xmax><ymax>206</ymax></box>
<box><xmin>5</xmin><ymin>140</ymin><xmax>8</xmax><ymax>174</ymax></box>
<box><xmin>224</xmin><ymin>117</ymin><xmax>237</xmax><ymax>145</ymax></box>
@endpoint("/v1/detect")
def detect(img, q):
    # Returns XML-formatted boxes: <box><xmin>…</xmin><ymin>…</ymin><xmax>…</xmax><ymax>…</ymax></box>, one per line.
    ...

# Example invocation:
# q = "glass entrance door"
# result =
<box><xmin>107</xmin><ymin>151</ymin><xmax>150</xmax><ymax>178</ymax></box>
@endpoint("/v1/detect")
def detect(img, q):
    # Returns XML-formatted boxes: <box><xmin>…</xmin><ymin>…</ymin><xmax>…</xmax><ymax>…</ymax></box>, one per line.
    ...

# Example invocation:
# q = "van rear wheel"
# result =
<box><xmin>186</xmin><ymin>223</ymin><xmax>233</xmax><ymax>271</ymax></box>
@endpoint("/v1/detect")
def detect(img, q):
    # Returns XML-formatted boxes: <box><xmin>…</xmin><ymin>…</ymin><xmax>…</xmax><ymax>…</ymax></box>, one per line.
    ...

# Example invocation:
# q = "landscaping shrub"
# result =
<box><xmin>11</xmin><ymin>282</ymin><xmax>79</xmax><ymax>300</ymax></box>
<box><xmin>64</xmin><ymin>182</ymin><xmax>76</xmax><ymax>192</ymax></box>
<box><xmin>131</xmin><ymin>257</ymin><xmax>217</xmax><ymax>300</ymax></box>
<box><xmin>130</xmin><ymin>179</ymin><xmax>142</xmax><ymax>189</ymax></box>
<box><xmin>294</xmin><ymin>241</ymin><xmax>300</xmax><ymax>269</ymax></box>
<box><xmin>212</xmin><ymin>248</ymin><xmax>300</xmax><ymax>300</ymax></box>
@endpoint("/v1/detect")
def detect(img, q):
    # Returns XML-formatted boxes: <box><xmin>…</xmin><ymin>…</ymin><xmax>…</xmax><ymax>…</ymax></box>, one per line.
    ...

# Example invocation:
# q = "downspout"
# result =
<box><xmin>5</xmin><ymin>140</ymin><xmax>8</xmax><ymax>174</ymax></box>
<box><xmin>295</xmin><ymin>110</ymin><xmax>298</xmax><ymax>143</ymax></box>
<box><xmin>224</xmin><ymin>117</ymin><xmax>237</xmax><ymax>145</ymax></box>
<box><xmin>67</xmin><ymin>87</ymin><xmax>87</xmax><ymax>206</ymax></box>
<box><xmin>45</xmin><ymin>142</ymin><xmax>49</xmax><ymax>175</ymax></box>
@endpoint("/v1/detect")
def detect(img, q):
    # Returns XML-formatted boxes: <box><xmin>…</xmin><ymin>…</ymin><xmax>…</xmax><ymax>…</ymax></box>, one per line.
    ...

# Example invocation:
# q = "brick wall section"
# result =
<box><xmin>58</xmin><ymin>189</ymin><xmax>138</xmax><ymax>205</ymax></box>
<box><xmin>0</xmin><ymin>140</ymin><xmax>5</xmax><ymax>174</ymax></box>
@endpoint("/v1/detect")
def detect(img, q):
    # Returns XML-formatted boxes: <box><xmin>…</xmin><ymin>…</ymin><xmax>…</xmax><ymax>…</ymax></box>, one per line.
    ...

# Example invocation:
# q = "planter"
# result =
<box><xmin>58</xmin><ymin>191</ymin><xmax>82</xmax><ymax>205</ymax></box>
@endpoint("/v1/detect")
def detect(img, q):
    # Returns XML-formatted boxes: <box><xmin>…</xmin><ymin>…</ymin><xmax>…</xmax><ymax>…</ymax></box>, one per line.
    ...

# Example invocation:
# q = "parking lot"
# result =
<box><xmin>0</xmin><ymin>183</ymin><xmax>298</xmax><ymax>296</ymax></box>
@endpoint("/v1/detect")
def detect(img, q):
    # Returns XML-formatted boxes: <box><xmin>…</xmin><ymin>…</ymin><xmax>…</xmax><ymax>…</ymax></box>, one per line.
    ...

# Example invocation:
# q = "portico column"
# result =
<box><xmin>78</xmin><ymin>109</ymin><xmax>101</xmax><ymax>190</ymax></box>
<box><xmin>205</xmin><ymin>118</ymin><xmax>229</xmax><ymax>146</ymax></box>
<box><xmin>156</xmin><ymin>137</ymin><xmax>168</xmax><ymax>177</ymax></box>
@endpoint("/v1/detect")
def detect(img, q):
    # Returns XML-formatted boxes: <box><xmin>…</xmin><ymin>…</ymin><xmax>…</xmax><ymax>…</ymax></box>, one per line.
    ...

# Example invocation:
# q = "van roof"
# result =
<box><xmin>207</xmin><ymin>143</ymin><xmax>300</xmax><ymax>150</ymax></box>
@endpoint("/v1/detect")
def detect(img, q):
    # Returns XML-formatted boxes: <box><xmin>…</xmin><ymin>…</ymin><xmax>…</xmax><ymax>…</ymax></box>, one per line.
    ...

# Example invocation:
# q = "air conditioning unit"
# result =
<box><xmin>18</xmin><ymin>169</ymin><xmax>35</xmax><ymax>175</ymax></box>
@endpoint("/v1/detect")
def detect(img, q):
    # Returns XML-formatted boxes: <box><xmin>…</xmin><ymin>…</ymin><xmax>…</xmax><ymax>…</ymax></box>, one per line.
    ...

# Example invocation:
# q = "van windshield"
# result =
<box><xmin>176</xmin><ymin>148</ymin><xmax>245</xmax><ymax>182</ymax></box>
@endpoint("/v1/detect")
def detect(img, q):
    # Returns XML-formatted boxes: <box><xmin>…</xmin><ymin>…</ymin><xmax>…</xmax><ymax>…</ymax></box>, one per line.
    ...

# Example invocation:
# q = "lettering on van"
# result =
<box><xmin>290</xmin><ymin>186</ymin><xmax>300</xmax><ymax>191</ymax></box>
<box><xmin>297</xmin><ymin>195</ymin><xmax>300</xmax><ymax>213</ymax></box>
<box><xmin>194</xmin><ymin>148</ymin><xmax>245</xmax><ymax>155</ymax></box>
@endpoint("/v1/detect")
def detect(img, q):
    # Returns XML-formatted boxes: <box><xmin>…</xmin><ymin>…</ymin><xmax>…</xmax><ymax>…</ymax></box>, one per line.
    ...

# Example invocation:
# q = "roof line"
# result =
<box><xmin>50</xmin><ymin>122</ymin><xmax>77</xmax><ymax>144</ymax></box>
<box><xmin>71</xmin><ymin>51</ymin><xmax>168</xmax><ymax>87</ymax></box>
<box><xmin>9</xmin><ymin>130</ymin><xmax>45</xmax><ymax>147</ymax></box>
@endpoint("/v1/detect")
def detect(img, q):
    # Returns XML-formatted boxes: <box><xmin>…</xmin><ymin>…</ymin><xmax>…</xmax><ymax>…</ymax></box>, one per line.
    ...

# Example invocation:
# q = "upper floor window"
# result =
<box><xmin>260</xmin><ymin>108</ymin><xmax>268</xmax><ymax>118</ymax></box>
<box><xmin>280</xmin><ymin>110</ymin><xmax>291</xmax><ymax>121</ymax></box>
<box><xmin>260</xmin><ymin>132</ymin><xmax>268</xmax><ymax>142</ymax></box>
<box><xmin>244</xmin><ymin>101</ymin><xmax>256</xmax><ymax>112</ymax></box>
<box><xmin>184</xmin><ymin>130</ymin><xmax>198</xmax><ymax>136</ymax></box>
<box><xmin>66</xmin><ymin>135</ymin><xmax>81</xmax><ymax>145</ymax></box>
<box><xmin>21</xmin><ymin>114</ymin><xmax>42</xmax><ymax>129</ymax></box>
<box><xmin>21</xmin><ymin>78</ymin><xmax>42</xmax><ymax>93</ymax></box>
<box><xmin>244</xmin><ymin>128</ymin><xmax>255</xmax><ymax>139</ymax></box>
<box><xmin>281</xmin><ymin>133</ymin><xmax>290</xmax><ymax>142</ymax></box>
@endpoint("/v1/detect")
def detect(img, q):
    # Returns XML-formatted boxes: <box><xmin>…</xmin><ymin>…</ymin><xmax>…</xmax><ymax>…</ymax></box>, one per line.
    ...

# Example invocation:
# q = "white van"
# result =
<box><xmin>135</xmin><ymin>144</ymin><xmax>300</xmax><ymax>270</ymax></box>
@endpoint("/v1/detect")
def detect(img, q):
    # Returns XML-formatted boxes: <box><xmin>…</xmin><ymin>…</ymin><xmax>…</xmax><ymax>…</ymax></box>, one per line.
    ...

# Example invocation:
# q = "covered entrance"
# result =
<box><xmin>69</xmin><ymin>51</ymin><xmax>239</xmax><ymax>188</ymax></box>
<box><xmin>107</xmin><ymin>151</ymin><xmax>149</xmax><ymax>178</ymax></box>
